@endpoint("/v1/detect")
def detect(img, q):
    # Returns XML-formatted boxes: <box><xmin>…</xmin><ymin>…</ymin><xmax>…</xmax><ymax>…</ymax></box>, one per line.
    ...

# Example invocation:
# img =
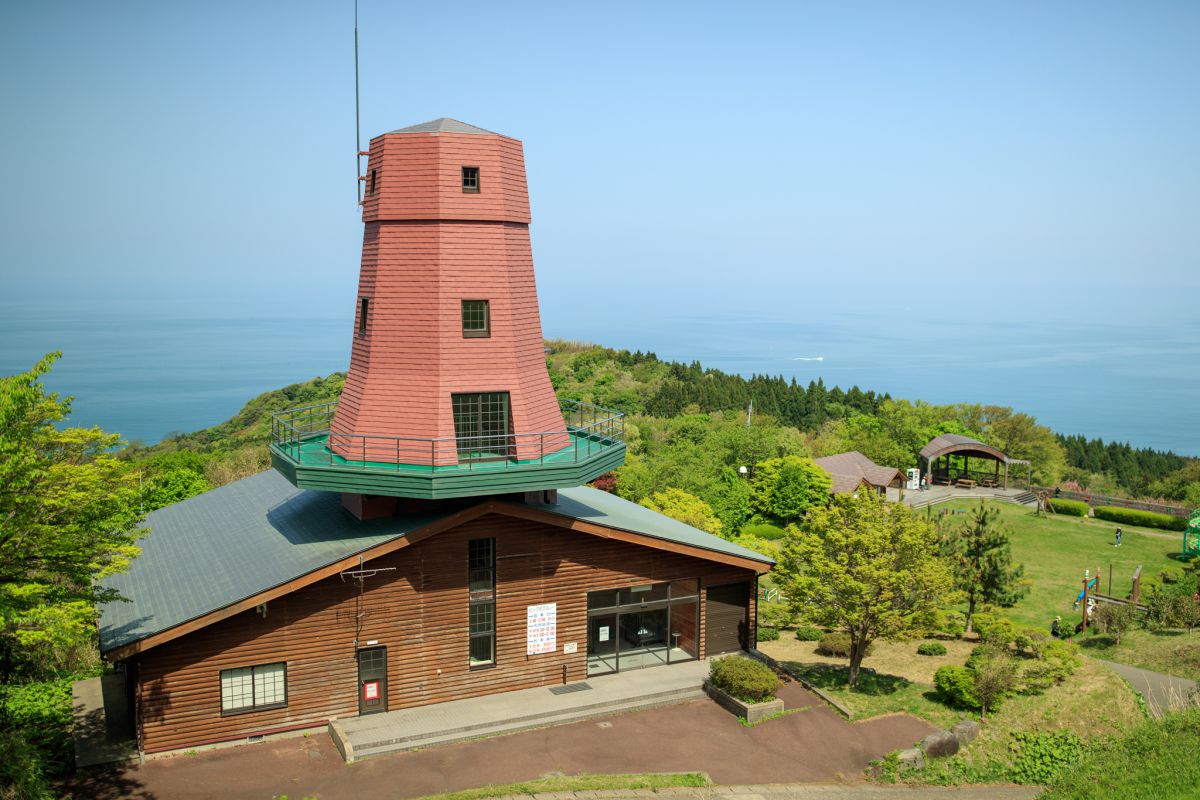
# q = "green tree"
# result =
<box><xmin>0</xmin><ymin>354</ymin><xmax>145</xmax><ymax>679</ymax></box>
<box><xmin>778</xmin><ymin>492</ymin><xmax>953</xmax><ymax>686</ymax></box>
<box><xmin>639</xmin><ymin>488</ymin><xmax>723</xmax><ymax>537</ymax></box>
<box><xmin>940</xmin><ymin>502</ymin><xmax>1028</xmax><ymax>633</ymax></box>
<box><xmin>972</xmin><ymin>648</ymin><xmax>1018</xmax><ymax>721</ymax></box>
<box><xmin>751</xmin><ymin>456</ymin><xmax>832</xmax><ymax>524</ymax></box>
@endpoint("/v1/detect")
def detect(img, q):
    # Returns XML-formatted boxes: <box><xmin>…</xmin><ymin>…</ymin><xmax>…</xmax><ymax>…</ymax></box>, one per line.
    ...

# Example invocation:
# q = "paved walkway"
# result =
<box><xmin>552</xmin><ymin>786</ymin><xmax>1038</xmax><ymax>800</ymax></box>
<box><xmin>337</xmin><ymin>658</ymin><xmax>710</xmax><ymax>758</ymax></box>
<box><xmin>62</xmin><ymin>684</ymin><xmax>940</xmax><ymax>800</ymax></box>
<box><xmin>1098</xmin><ymin>659</ymin><xmax>1199</xmax><ymax>717</ymax></box>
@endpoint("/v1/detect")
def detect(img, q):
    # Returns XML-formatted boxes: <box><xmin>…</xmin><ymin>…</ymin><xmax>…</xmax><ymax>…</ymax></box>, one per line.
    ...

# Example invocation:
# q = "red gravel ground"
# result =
<box><xmin>59</xmin><ymin>685</ymin><xmax>936</xmax><ymax>800</ymax></box>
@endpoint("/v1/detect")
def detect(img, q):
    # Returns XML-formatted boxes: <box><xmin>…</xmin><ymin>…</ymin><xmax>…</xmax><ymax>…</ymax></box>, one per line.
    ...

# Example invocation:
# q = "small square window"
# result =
<box><xmin>462</xmin><ymin>166</ymin><xmax>480</xmax><ymax>193</ymax></box>
<box><xmin>461</xmin><ymin>300</ymin><xmax>489</xmax><ymax>338</ymax></box>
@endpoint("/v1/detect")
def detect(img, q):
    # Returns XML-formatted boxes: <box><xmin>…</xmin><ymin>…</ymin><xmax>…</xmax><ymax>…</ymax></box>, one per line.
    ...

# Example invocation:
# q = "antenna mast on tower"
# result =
<box><xmin>354</xmin><ymin>0</ymin><xmax>364</xmax><ymax>205</ymax></box>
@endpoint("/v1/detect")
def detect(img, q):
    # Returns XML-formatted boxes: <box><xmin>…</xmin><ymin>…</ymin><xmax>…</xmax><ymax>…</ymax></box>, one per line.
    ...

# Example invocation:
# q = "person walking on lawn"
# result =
<box><xmin>1115</xmin><ymin>527</ymin><xmax>1123</xmax><ymax>547</ymax></box>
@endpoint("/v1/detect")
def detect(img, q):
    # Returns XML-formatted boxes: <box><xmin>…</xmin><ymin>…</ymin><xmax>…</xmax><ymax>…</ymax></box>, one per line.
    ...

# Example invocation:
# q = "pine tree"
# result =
<box><xmin>941</xmin><ymin>501</ymin><xmax>1028</xmax><ymax>633</ymax></box>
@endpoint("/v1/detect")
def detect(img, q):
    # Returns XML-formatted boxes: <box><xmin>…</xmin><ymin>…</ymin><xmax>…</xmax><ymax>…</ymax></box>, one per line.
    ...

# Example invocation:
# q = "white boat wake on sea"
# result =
<box><xmin>792</xmin><ymin>356</ymin><xmax>824</xmax><ymax>361</ymax></box>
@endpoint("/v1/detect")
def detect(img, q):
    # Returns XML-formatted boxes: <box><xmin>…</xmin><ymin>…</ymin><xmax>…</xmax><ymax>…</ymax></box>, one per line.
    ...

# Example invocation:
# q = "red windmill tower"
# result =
<box><xmin>270</xmin><ymin>119</ymin><xmax>624</xmax><ymax>511</ymax></box>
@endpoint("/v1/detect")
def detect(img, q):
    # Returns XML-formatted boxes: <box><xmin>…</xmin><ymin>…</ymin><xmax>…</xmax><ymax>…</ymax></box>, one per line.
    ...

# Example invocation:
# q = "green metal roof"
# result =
<box><xmin>98</xmin><ymin>472</ymin><xmax>771</xmax><ymax>656</ymax></box>
<box><xmin>528</xmin><ymin>488</ymin><xmax>774</xmax><ymax>567</ymax></box>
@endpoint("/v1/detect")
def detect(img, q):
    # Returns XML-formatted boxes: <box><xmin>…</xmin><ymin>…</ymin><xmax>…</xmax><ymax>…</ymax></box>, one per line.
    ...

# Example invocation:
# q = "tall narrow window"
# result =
<box><xmin>452</xmin><ymin>392</ymin><xmax>511</xmax><ymax>461</ymax></box>
<box><xmin>358</xmin><ymin>297</ymin><xmax>369</xmax><ymax>337</ymax></box>
<box><xmin>461</xmin><ymin>299</ymin><xmax>490</xmax><ymax>338</ymax></box>
<box><xmin>461</xmin><ymin>166</ymin><xmax>480</xmax><ymax>193</ymax></box>
<box><xmin>368</xmin><ymin>169</ymin><xmax>377</xmax><ymax>195</ymax></box>
<box><xmin>469</xmin><ymin>538</ymin><xmax>496</xmax><ymax>666</ymax></box>
<box><xmin>220</xmin><ymin>662</ymin><xmax>287</xmax><ymax>714</ymax></box>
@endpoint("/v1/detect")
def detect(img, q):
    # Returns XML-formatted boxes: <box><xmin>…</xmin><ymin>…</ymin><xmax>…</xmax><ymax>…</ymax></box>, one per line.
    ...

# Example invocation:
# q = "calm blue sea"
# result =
<box><xmin>2</xmin><ymin>305</ymin><xmax>1198</xmax><ymax>456</ymax></box>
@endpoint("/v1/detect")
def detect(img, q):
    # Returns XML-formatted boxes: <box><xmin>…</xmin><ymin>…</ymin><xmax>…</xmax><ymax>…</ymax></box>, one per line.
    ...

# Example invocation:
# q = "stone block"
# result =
<box><xmin>897</xmin><ymin>747</ymin><xmax>925</xmax><ymax>770</ymax></box>
<box><xmin>950</xmin><ymin>720</ymin><xmax>981</xmax><ymax>746</ymax></box>
<box><xmin>919</xmin><ymin>729</ymin><xmax>960</xmax><ymax>759</ymax></box>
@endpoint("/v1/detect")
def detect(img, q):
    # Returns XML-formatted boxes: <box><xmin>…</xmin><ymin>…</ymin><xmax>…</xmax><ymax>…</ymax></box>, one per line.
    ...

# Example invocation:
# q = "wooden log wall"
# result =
<box><xmin>132</xmin><ymin>513</ymin><xmax>757</xmax><ymax>753</ymax></box>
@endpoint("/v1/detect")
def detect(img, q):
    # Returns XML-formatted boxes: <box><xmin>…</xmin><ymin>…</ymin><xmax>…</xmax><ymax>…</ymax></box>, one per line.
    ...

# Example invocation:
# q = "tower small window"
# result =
<box><xmin>369</xmin><ymin>169</ymin><xmax>377</xmax><ymax>195</ymax></box>
<box><xmin>462</xmin><ymin>166</ymin><xmax>480</xmax><ymax>193</ymax></box>
<box><xmin>359</xmin><ymin>298</ymin><xmax>370</xmax><ymax>337</ymax></box>
<box><xmin>461</xmin><ymin>300</ymin><xmax>489</xmax><ymax>338</ymax></box>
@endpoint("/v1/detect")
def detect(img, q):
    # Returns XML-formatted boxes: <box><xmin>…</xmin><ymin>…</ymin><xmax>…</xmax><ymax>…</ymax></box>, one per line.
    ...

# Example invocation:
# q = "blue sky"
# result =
<box><xmin>1</xmin><ymin>0</ymin><xmax>1198</xmax><ymax>328</ymax></box>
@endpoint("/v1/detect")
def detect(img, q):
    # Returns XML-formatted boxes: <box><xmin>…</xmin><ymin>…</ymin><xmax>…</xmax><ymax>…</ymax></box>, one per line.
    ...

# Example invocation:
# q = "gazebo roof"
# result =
<box><xmin>919</xmin><ymin>433</ymin><xmax>1014</xmax><ymax>463</ymax></box>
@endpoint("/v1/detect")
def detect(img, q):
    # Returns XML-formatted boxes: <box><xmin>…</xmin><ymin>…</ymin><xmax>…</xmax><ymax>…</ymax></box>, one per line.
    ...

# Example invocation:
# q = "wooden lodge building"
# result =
<box><xmin>99</xmin><ymin>119</ymin><xmax>772</xmax><ymax>757</ymax></box>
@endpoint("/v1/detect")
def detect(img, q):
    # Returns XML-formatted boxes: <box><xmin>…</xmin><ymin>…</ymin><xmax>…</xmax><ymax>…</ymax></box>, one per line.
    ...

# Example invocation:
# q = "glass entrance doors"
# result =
<box><xmin>586</xmin><ymin>580</ymin><xmax>699</xmax><ymax>676</ymax></box>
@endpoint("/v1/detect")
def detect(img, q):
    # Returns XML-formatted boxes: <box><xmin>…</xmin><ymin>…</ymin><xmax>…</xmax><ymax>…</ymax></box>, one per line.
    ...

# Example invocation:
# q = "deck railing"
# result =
<box><xmin>270</xmin><ymin>399</ymin><xmax>624</xmax><ymax>472</ymax></box>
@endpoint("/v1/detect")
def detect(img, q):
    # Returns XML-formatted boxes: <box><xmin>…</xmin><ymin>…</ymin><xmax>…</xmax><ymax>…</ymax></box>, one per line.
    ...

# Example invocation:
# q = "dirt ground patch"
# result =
<box><xmin>60</xmin><ymin>685</ymin><xmax>936</xmax><ymax>800</ymax></box>
<box><xmin>761</xmin><ymin>636</ymin><xmax>978</xmax><ymax>684</ymax></box>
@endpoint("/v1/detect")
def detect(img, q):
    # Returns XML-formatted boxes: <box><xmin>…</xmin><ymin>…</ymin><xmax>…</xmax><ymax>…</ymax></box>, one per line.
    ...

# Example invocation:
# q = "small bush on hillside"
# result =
<box><xmin>757</xmin><ymin>626</ymin><xmax>780</xmax><ymax>641</ymax></box>
<box><xmin>741</xmin><ymin>523</ymin><xmax>786</xmax><ymax>541</ymax></box>
<box><xmin>934</xmin><ymin>665</ymin><xmax>980</xmax><ymax>709</ymax></box>
<box><xmin>709</xmin><ymin>657</ymin><xmax>780</xmax><ymax>703</ymax></box>
<box><xmin>757</xmin><ymin>602</ymin><xmax>796</xmax><ymax>630</ymax></box>
<box><xmin>795</xmin><ymin>625</ymin><xmax>824</xmax><ymax>641</ymax></box>
<box><xmin>816</xmin><ymin>632</ymin><xmax>873</xmax><ymax>658</ymax></box>
<box><xmin>972</xmin><ymin>613</ymin><xmax>1018</xmax><ymax>647</ymax></box>
<box><xmin>1008</xmin><ymin>731</ymin><xmax>1088</xmax><ymax>785</ymax></box>
<box><xmin>938</xmin><ymin>611</ymin><xmax>967</xmax><ymax>638</ymax></box>
<box><xmin>1021</xmin><ymin>640</ymin><xmax>1081</xmax><ymax>693</ymax></box>
<box><xmin>917</xmin><ymin>642</ymin><xmax>947</xmax><ymax>656</ymax></box>
<box><xmin>1016</xmin><ymin>628</ymin><xmax>1048</xmax><ymax>655</ymax></box>
<box><xmin>1093</xmin><ymin>505</ymin><xmax>1187</xmax><ymax>531</ymax></box>
<box><xmin>1048</xmin><ymin>498</ymin><xmax>1090</xmax><ymax>517</ymax></box>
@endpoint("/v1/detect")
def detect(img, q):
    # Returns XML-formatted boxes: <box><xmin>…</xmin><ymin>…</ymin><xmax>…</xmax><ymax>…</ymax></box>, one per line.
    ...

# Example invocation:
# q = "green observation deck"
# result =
<box><xmin>269</xmin><ymin>400</ymin><xmax>626</xmax><ymax>499</ymax></box>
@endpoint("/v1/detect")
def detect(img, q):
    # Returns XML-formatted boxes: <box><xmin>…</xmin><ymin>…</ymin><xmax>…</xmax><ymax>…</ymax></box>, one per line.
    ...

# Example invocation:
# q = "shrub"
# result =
<box><xmin>1093</xmin><ymin>505</ymin><xmax>1188</xmax><ymax>532</ymax></box>
<box><xmin>938</xmin><ymin>611</ymin><xmax>966</xmax><ymax>638</ymax></box>
<box><xmin>741</xmin><ymin>523</ymin><xmax>786</xmax><ymax>541</ymax></box>
<box><xmin>709</xmin><ymin>657</ymin><xmax>780</xmax><ymax>703</ymax></box>
<box><xmin>794</xmin><ymin>625</ymin><xmax>824</xmax><ymax>641</ymax></box>
<box><xmin>756</xmin><ymin>626</ymin><xmax>780</xmax><ymax>641</ymax></box>
<box><xmin>816</xmin><ymin>632</ymin><xmax>873</xmax><ymax>658</ymax></box>
<box><xmin>934</xmin><ymin>665</ymin><xmax>980</xmax><ymax>709</ymax></box>
<box><xmin>1048</xmin><ymin>498</ymin><xmax>1090</xmax><ymax>517</ymax></box>
<box><xmin>1033</xmin><ymin>640</ymin><xmax>1081</xmax><ymax>687</ymax></box>
<box><xmin>1016</xmin><ymin>628</ymin><xmax>1048</xmax><ymax>655</ymax></box>
<box><xmin>757</xmin><ymin>602</ymin><xmax>796</xmax><ymax>630</ymax></box>
<box><xmin>973</xmin><ymin>614</ymin><xmax>1018</xmax><ymax>647</ymax></box>
<box><xmin>917</xmin><ymin>642</ymin><xmax>947</xmax><ymax>656</ymax></box>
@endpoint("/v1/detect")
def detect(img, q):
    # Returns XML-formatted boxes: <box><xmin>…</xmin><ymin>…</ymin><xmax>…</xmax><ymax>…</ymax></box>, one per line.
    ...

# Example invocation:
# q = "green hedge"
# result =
<box><xmin>1048</xmin><ymin>498</ymin><xmax>1090</xmax><ymax>517</ymax></box>
<box><xmin>934</xmin><ymin>664</ymin><xmax>980</xmax><ymax>709</ymax></box>
<box><xmin>756</xmin><ymin>626</ymin><xmax>780</xmax><ymax>641</ymax></box>
<box><xmin>1093</xmin><ymin>506</ymin><xmax>1188</xmax><ymax>532</ymax></box>
<box><xmin>816</xmin><ymin>632</ymin><xmax>873</xmax><ymax>658</ymax></box>
<box><xmin>917</xmin><ymin>642</ymin><xmax>947</xmax><ymax>656</ymax></box>
<box><xmin>794</xmin><ymin>625</ymin><xmax>824</xmax><ymax>641</ymax></box>
<box><xmin>709</xmin><ymin>657</ymin><xmax>780</xmax><ymax>703</ymax></box>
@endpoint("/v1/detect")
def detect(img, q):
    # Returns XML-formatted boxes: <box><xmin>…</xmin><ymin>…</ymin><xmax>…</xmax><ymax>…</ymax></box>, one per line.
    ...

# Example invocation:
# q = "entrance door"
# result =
<box><xmin>587</xmin><ymin>613</ymin><xmax>618</xmax><ymax>676</ymax></box>
<box><xmin>705</xmin><ymin>582</ymin><xmax>749</xmax><ymax>655</ymax></box>
<box><xmin>357</xmin><ymin>646</ymin><xmax>387</xmax><ymax>715</ymax></box>
<box><xmin>451</xmin><ymin>392</ymin><xmax>512</xmax><ymax>461</ymax></box>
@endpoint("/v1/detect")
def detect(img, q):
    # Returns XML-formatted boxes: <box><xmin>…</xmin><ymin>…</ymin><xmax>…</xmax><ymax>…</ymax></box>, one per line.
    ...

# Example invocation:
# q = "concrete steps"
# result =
<box><xmin>333</xmin><ymin>685</ymin><xmax>705</xmax><ymax>761</ymax></box>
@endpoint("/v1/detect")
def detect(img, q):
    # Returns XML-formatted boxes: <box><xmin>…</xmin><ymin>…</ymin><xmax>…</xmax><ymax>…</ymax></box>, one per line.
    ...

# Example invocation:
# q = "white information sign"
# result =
<box><xmin>526</xmin><ymin>603</ymin><xmax>557</xmax><ymax>655</ymax></box>
<box><xmin>563</xmin><ymin>642</ymin><xmax>578</xmax><ymax>654</ymax></box>
<box><xmin>599</xmin><ymin>626</ymin><xmax>610</xmax><ymax>642</ymax></box>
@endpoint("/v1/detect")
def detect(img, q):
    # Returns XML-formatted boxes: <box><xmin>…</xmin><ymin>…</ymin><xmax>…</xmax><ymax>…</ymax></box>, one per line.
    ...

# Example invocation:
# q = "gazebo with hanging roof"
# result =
<box><xmin>918</xmin><ymin>433</ymin><xmax>1031</xmax><ymax>489</ymax></box>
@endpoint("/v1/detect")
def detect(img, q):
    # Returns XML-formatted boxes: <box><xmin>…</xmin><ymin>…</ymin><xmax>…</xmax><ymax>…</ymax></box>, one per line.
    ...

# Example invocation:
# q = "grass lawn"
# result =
<box><xmin>410</xmin><ymin>773</ymin><xmax>709</xmax><ymax>800</ymax></box>
<box><xmin>912</xmin><ymin>656</ymin><xmax>1144</xmax><ymax>784</ymax></box>
<box><xmin>933</xmin><ymin>500</ymin><xmax>1182</xmax><ymax>629</ymax></box>
<box><xmin>1039</xmin><ymin>709</ymin><xmax>1200</xmax><ymax>800</ymax></box>
<box><xmin>1074</xmin><ymin>627</ymin><xmax>1200</xmax><ymax>681</ymax></box>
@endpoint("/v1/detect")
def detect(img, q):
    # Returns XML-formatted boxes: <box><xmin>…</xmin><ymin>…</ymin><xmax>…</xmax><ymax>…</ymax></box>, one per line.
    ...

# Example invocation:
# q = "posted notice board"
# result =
<box><xmin>526</xmin><ymin>603</ymin><xmax>557</xmax><ymax>655</ymax></box>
